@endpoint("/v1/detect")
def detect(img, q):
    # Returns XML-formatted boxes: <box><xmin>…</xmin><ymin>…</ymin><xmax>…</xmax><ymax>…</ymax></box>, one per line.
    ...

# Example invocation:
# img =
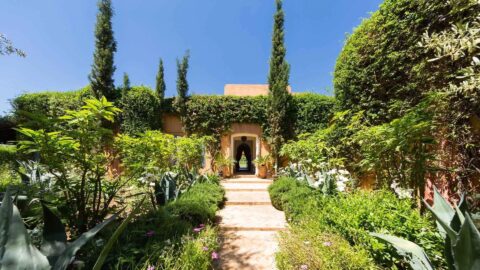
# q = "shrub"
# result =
<box><xmin>118</xmin><ymin>86</ymin><xmax>162</xmax><ymax>134</ymax></box>
<box><xmin>269</xmin><ymin>177</ymin><xmax>446</xmax><ymax>269</ymax></box>
<box><xmin>12</xmin><ymin>87</ymin><xmax>92</xmax><ymax>127</ymax></box>
<box><xmin>166</xmin><ymin>182</ymin><xmax>225</xmax><ymax>224</ymax></box>
<box><xmin>82</xmin><ymin>181</ymin><xmax>224</xmax><ymax>269</ymax></box>
<box><xmin>276</xmin><ymin>222</ymin><xmax>376</xmax><ymax>270</ymax></box>
<box><xmin>0</xmin><ymin>144</ymin><xmax>20</xmax><ymax>191</ymax></box>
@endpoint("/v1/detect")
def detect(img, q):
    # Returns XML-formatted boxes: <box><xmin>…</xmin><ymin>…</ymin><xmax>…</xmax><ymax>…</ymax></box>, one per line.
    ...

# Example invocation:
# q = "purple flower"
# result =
<box><xmin>193</xmin><ymin>227</ymin><xmax>203</xmax><ymax>233</ymax></box>
<box><xmin>202</xmin><ymin>246</ymin><xmax>209</xmax><ymax>251</ymax></box>
<box><xmin>199</xmin><ymin>223</ymin><xmax>205</xmax><ymax>228</ymax></box>
<box><xmin>323</xmin><ymin>241</ymin><xmax>332</xmax><ymax>247</ymax></box>
<box><xmin>147</xmin><ymin>266</ymin><xmax>155</xmax><ymax>270</ymax></box>
<box><xmin>145</xmin><ymin>230</ymin><xmax>155</xmax><ymax>237</ymax></box>
<box><xmin>300</xmin><ymin>265</ymin><xmax>308</xmax><ymax>270</ymax></box>
<box><xmin>211</xmin><ymin>251</ymin><xmax>219</xmax><ymax>260</ymax></box>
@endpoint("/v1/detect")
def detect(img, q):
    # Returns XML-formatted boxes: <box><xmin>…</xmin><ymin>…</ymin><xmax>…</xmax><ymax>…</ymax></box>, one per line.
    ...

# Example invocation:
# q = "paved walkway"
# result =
<box><xmin>217</xmin><ymin>176</ymin><xmax>287</xmax><ymax>270</ymax></box>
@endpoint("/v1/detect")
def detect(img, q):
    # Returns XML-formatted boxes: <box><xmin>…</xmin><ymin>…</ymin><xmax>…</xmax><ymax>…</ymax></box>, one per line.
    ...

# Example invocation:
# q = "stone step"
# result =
<box><xmin>218</xmin><ymin>230</ymin><xmax>280</xmax><ymax>270</ymax></box>
<box><xmin>224</xmin><ymin>201</ymin><xmax>272</xmax><ymax>206</ymax></box>
<box><xmin>223</xmin><ymin>179</ymin><xmax>272</xmax><ymax>184</ymax></box>
<box><xmin>225</xmin><ymin>190</ymin><xmax>271</xmax><ymax>204</ymax></box>
<box><xmin>221</xmin><ymin>182</ymin><xmax>271</xmax><ymax>191</ymax></box>
<box><xmin>217</xmin><ymin>205</ymin><xmax>287</xmax><ymax>230</ymax></box>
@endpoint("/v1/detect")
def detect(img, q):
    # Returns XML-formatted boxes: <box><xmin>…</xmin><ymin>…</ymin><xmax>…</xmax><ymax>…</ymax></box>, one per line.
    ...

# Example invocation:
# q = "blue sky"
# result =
<box><xmin>0</xmin><ymin>0</ymin><xmax>383</xmax><ymax>114</ymax></box>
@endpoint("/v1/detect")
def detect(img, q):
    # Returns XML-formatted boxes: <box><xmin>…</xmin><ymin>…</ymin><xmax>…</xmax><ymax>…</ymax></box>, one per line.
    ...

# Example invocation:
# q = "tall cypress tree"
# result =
<box><xmin>156</xmin><ymin>58</ymin><xmax>166</xmax><ymax>100</ymax></box>
<box><xmin>267</xmin><ymin>0</ymin><xmax>292</xmax><ymax>171</ymax></box>
<box><xmin>89</xmin><ymin>0</ymin><xmax>117</xmax><ymax>101</ymax></box>
<box><xmin>175</xmin><ymin>51</ymin><xmax>190</xmax><ymax>117</ymax></box>
<box><xmin>122</xmin><ymin>72</ymin><xmax>131</xmax><ymax>92</ymax></box>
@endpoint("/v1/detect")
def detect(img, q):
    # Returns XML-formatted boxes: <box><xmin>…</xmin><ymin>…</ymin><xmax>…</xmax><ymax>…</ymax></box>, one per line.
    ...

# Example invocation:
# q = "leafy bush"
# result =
<box><xmin>166</xmin><ymin>182</ymin><xmax>225</xmax><ymax>224</ymax></box>
<box><xmin>116</xmin><ymin>131</ymin><xmax>207</xmax><ymax>175</ymax></box>
<box><xmin>269</xmin><ymin>177</ymin><xmax>446</xmax><ymax>269</ymax></box>
<box><xmin>118</xmin><ymin>86</ymin><xmax>162</xmax><ymax>134</ymax></box>
<box><xmin>12</xmin><ymin>87</ymin><xmax>92</xmax><ymax>128</ymax></box>
<box><xmin>16</xmin><ymin>97</ymin><xmax>126</xmax><ymax>234</ymax></box>
<box><xmin>83</xmin><ymin>181</ymin><xmax>224</xmax><ymax>269</ymax></box>
<box><xmin>0</xmin><ymin>144</ymin><xmax>20</xmax><ymax>190</ymax></box>
<box><xmin>14</xmin><ymin>89</ymin><xmax>335</xmax><ymax>139</ymax></box>
<box><xmin>276</xmin><ymin>222</ymin><xmax>376</xmax><ymax>270</ymax></box>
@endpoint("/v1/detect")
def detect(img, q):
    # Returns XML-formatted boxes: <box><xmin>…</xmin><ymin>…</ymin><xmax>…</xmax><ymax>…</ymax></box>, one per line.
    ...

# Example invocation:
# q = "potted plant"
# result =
<box><xmin>253</xmin><ymin>155</ymin><xmax>271</xmax><ymax>179</ymax></box>
<box><xmin>214</xmin><ymin>153</ymin><xmax>236</xmax><ymax>178</ymax></box>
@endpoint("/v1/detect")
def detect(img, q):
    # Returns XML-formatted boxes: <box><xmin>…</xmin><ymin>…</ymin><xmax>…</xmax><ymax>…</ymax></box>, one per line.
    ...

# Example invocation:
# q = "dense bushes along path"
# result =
<box><xmin>217</xmin><ymin>176</ymin><xmax>287</xmax><ymax>270</ymax></box>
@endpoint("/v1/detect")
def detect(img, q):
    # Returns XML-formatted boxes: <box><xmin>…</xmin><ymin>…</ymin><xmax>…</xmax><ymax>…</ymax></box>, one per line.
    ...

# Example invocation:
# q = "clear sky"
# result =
<box><xmin>0</xmin><ymin>0</ymin><xmax>383</xmax><ymax>114</ymax></box>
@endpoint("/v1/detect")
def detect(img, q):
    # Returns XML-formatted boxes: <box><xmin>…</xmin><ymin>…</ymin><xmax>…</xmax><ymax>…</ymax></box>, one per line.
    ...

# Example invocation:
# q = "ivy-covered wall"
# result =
<box><xmin>12</xmin><ymin>87</ymin><xmax>336</xmax><ymax>138</ymax></box>
<box><xmin>334</xmin><ymin>0</ymin><xmax>478</xmax><ymax>123</ymax></box>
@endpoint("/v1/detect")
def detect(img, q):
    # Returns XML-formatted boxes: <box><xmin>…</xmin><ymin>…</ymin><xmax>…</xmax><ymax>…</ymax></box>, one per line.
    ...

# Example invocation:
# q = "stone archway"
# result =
<box><xmin>235</xmin><ymin>140</ymin><xmax>252</xmax><ymax>172</ymax></box>
<box><xmin>231</xmin><ymin>133</ymin><xmax>259</xmax><ymax>175</ymax></box>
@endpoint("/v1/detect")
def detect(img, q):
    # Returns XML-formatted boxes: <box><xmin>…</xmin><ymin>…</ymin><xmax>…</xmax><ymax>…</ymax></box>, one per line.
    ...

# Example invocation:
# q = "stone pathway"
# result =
<box><xmin>217</xmin><ymin>176</ymin><xmax>287</xmax><ymax>270</ymax></box>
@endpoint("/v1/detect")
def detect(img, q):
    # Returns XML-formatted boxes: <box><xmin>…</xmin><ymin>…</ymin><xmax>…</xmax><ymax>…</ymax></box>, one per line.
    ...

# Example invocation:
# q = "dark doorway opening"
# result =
<box><xmin>235</xmin><ymin>142</ymin><xmax>253</xmax><ymax>173</ymax></box>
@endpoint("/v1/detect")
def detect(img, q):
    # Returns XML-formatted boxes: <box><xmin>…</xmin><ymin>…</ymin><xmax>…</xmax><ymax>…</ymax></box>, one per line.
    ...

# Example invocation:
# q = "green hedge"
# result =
<box><xmin>334</xmin><ymin>0</ymin><xmax>479</xmax><ymax>123</ymax></box>
<box><xmin>12</xmin><ymin>86</ymin><xmax>92</xmax><ymax>124</ymax></box>
<box><xmin>118</xmin><ymin>86</ymin><xmax>162</xmax><ymax>134</ymax></box>
<box><xmin>269</xmin><ymin>177</ymin><xmax>446</xmax><ymax>269</ymax></box>
<box><xmin>13</xmin><ymin>87</ymin><xmax>336</xmax><ymax>137</ymax></box>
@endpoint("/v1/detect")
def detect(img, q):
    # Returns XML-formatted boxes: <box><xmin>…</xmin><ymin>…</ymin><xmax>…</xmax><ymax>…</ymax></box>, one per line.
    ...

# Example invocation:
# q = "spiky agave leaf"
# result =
<box><xmin>52</xmin><ymin>213</ymin><xmax>118</xmax><ymax>270</ymax></box>
<box><xmin>40</xmin><ymin>202</ymin><xmax>67</xmax><ymax>265</ymax></box>
<box><xmin>0</xmin><ymin>189</ymin><xmax>50</xmax><ymax>270</ymax></box>
<box><xmin>370</xmin><ymin>233</ymin><xmax>434</xmax><ymax>270</ymax></box>
<box><xmin>452</xmin><ymin>214</ymin><xmax>480</xmax><ymax>270</ymax></box>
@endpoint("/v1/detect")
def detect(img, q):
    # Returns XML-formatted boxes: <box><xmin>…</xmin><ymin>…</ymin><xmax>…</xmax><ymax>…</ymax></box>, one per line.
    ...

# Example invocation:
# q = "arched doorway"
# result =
<box><xmin>231</xmin><ymin>134</ymin><xmax>259</xmax><ymax>175</ymax></box>
<box><xmin>235</xmin><ymin>139</ymin><xmax>252</xmax><ymax>172</ymax></box>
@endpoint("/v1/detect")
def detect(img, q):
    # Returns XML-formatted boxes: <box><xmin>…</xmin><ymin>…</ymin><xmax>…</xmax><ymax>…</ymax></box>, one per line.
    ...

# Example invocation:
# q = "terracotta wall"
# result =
<box><xmin>224</xmin><ymin>84</ymin><xmax>292</xmax><ymax>96</ymax></box>
<box><xmin>162</xmin><ymin>113</ymin><xmax>184</xmax><ymax>136</ymax></box>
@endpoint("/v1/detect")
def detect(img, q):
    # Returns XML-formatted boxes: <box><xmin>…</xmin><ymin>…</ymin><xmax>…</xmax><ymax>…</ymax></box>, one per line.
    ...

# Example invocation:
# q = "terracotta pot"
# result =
<box><xmin>258</xmin><ymin>165</ymin><xmax>267</xmax><ymax>179</ymax></box>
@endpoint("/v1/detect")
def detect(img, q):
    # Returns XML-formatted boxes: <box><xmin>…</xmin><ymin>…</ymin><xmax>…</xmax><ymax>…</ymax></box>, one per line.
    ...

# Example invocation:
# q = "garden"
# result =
<box><xmin>0</xmin><ymin>0</ymin><xmax>479</xmax><ymax>269</ymax></box>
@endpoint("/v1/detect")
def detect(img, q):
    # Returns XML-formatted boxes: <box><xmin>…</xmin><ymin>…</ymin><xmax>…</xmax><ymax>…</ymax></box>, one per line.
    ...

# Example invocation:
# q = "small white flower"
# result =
<box><xmin>337</xmin><ymin>182</ymin><xmax>346</xmax><ymax>192</ymax></box>
<box><xmin>338</xmin><ymin>169</ymin><xmax>349</xmax><ymax>175</ymax></box>
<box><xmin>149</xmin><ymin>182</ymin><xmax>156</xmax><ymax>187</ymax></box>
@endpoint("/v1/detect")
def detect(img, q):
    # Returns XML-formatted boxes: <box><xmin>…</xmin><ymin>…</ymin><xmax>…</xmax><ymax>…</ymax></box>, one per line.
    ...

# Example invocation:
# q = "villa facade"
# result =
<box><xmin>162</xmin><ymin>84</ymin><xmax>289</xmax><ymax>177</ymax></box>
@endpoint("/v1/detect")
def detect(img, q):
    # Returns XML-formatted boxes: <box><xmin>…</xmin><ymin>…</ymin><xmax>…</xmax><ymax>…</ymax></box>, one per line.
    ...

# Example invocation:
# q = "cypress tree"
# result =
<box><xmin>156</xmin><ymin>58</ymin><xmax>166</xmax><ymax>100</ymax></box>
<box><xmin>175</xmin><ymin>51</ymin><xmax>190</xmax><ymax>117</ymax></box>
<box><xmin>122</xmin><ymin>72</ymin><xmax>131</xmax><ymax>92</ymax></box>
<box><xmin>89</xmin><ymin>0</ymin><xmax>117</xmax><ymax>101</ymax></box>
<box><xmin>267</xmin><ymin>0</ymin><xmax>292</xmax><ymax>171</ymax></box>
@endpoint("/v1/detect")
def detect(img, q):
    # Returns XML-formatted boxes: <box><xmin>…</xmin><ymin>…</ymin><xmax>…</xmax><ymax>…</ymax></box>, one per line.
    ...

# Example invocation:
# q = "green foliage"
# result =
<box><xmin>276</xmin><ymin>224</ymin><xmax>376</xmax><ymax>270</ymax></box>
<box><xmin>84</xmin><ymin>181</ymin><xmax>224</xmax><ymax>269</ymax></box>
<box><xmin>269</xmin><ymin>177</ymin><xmax>446</xmax><ymax>269</ymax></box>
<box><xmin>16</xmin><ymin>97</ymin><xmax>125</xmax><ymax>233</ymax></box>
<box><xmin>333</xmin><ymin>0</ymin><xmax>480</xmax><ymax>188</ymax></box>
<box><xmin>89</xmin><ymin>0</ymin><xmax>118</xmax><ymax>101</ymax></box>
<box><xmin>0</xmin><ymin>189</ymin><xmax>117</xmax><ymax>270</ymax></box>
<box><xmin>0</xmin><ymin>144</ymin><xmax>20</xmax><ymax>191</ymax></box>
<box><xmin>156</xmin><ymin>58</ymin><xmax>166</xmax><ymax>100</ymax></box>
<box><xmin>293</xmin><ymin>93</ymin><xmax>336</xmax><ymax>135</ymax></box>
<box><xmin>267</xmin><ymin>0</ymin><xmax>293</xmax><ymax>169</ymax></box>
<box><xmin>372</xmin><ymin>187</ymin><xmax>480</xmax><ymax>270</ymax></box>
<box><xmin>175</xmin><ymin>51</ymin><xmax>190</xmax><ymax>118</ymax></box>
<box><xmin>12</xmin><ymin>87</ymin><xmax>93</xmax><ymax>128</ymax></box>
<box><xmin>0</xmin><ymin>33</ymin><xmax>26</xmax><ymax>57</ymax></box>
<box><xmin>13</xmin><ymin>89</ymin><xmax>335</xmax><ymax>140</ymax></box>
<box><xmin>122</xmin><ymin>72</ymin><xmax>131</xmax><ymax>92</ymax></box>
<box><xmin>117</xmin><ymin>86</ymin><xmax>161</xmax><ymax>134</ymax></box>
<box><xmin>355</xmin><ymin>100</ymin><xmax>436</xmax><ymax>196</ymax></box>
<box><xmin>116</xmin><ymin>131</ymin><xmax>206</xmax><ymax>175</ymax></box>
<box><xmin>166</xmin><ymin>182</ymin><xmax>225</xmax><ymax>224</ymax></box>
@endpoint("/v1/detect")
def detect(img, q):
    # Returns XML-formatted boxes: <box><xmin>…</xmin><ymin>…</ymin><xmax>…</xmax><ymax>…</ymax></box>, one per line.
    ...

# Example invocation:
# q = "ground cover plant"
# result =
<box><xmin>269</xmin><ymin>177</ymin><xmax>446</xmax><ymax>269</ymax></box>
<box><xmin>80</xmin><ymin>180</ymin><xmax>224</xmax><ymax>269</ymax></box>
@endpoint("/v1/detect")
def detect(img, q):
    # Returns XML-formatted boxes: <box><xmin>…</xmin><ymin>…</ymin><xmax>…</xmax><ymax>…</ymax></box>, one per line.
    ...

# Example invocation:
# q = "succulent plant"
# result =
<box><xmin>371</xmin><ymin>187</ymin><xmax>480</xmax><ymax>270</ymax></box>
<box><xmin>0</xmin><ymin>189</ymin><xmax>117</xmax><ymax>270</ymax></box>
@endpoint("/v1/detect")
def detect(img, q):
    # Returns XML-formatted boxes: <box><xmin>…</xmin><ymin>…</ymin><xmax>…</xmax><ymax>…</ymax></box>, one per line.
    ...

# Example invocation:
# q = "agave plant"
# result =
<box><xmin>371</xmin><ymin>187</ymin><xmax>480</xmax><ymax>270</ymax></box>
<box><xmin>0</xmin><ymin>189</ymin><xmax>118</xmax><ymax>270</ymax></box>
